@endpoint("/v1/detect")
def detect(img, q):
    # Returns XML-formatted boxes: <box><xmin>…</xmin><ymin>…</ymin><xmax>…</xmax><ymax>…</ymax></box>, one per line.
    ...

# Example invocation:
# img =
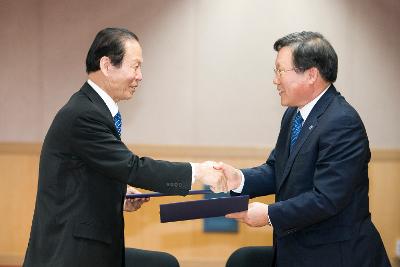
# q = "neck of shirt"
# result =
<box><xmin>87</xmin><ymin>79</ymin><xmax>119</xmax><ymax>117</ymax></box>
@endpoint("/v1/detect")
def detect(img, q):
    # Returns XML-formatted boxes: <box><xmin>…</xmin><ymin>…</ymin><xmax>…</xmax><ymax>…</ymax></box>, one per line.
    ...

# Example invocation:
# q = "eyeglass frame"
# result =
<box><xmin>273</xmin><ymin>67</ymin><xmax>303</xmax><ymax>77</ymax></box>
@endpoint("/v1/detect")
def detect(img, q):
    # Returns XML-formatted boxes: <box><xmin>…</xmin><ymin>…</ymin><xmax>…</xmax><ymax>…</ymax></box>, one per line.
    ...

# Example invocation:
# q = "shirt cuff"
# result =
<box><xmin>266</xmin><ymin>205</ymin><xmax>273</xmax><ymax>227</ymax></box>
<box><xmin>190</xmin><ymin>163</ymin><xmax>196</xmax><ymax>185</ymax></box>
<box><xmin>232</xmin><ymin>170</ymin><xmax>245</xmax><ymax>193</ymax></box>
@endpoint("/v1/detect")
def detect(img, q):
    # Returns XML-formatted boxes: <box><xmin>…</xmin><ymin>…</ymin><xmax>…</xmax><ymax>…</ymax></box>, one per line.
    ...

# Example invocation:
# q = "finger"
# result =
<box><xmin>217</xmin><ymin>181</ymin><xmax>225</xmax><ymax>193</ymax></box>
<box><xmin>134</xmin><ymin>200</ymin><xmax>142</xmax><ymax>208</ymax></box>
<box><xmin>215</xmin><ymin>184</ymin><xmax>223</xmax><ymax>193</ymax></box>
<box><xmin>214</xmin><ymin>177</ymin><xmax>222</xmax><ymax>193</ymax></box>
<box><xmin>227</xmin><ymin>216</ymin><xmax>245</xmax><ymax>223</ymax></box>
<box><xmin>136</xmin><ymin>199</ymin><xmax>145</xmax><ymax>205</ymax></box>
<box><xmin>219</xmin><ymin>179</ymin><xmax>227</xmax><ymax>193</ymax></box>
<box><xmin>218</xmin><ymin>172</ymin><xmax>228</xmax><ymax>193</ymax></box>
<box><xmin>225</xmin><ymin>211</ymin><xmax>245</xmax><ymax>219</ymax></box>
<box><xmin>213</xmin><ymin>162</ymin><xmax>223</xmax><ymax>170</ymax></box>
<box><xmin>222</xmin><ymin>174</ymin><xmax>228</xmax><ymax>193</ymax></box>
<box><xmin>210</xmin><ymin>185</ymin><xmax>217</xmax><ymax>193</ymax></box>
<box><xmin>213</xmin><ymin>172</ymin><xmax>223</xmax><ymax>192</ymax></box>
<box><xmin>212</xmin><ymin>186</ymin><xmax>221</xmax><ymax>193</ymax></box>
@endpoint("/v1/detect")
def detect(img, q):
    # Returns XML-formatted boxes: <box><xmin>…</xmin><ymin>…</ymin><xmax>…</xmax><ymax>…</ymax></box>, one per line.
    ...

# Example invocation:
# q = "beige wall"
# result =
<box><xmin>0</xmin><ymin>0</ymin><xmax>399</xmax><ymax>148</ymax></box>
<box><xmin>0</xmin><ymin>143</ymin><xmax>399</xmax><ymax>266</ymax></box>
<box><xmin>0</xmin><ymin>1</ymin><xmax>399</xmax><ymax>265</ymax></box>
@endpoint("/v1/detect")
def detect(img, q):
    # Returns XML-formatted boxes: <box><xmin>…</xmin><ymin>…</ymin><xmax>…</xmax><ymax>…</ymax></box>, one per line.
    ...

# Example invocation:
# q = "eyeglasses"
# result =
<box><xmin>273</xmin><ymin>68</ymin><xmax>297</xmax><ymax>77</ymax></box>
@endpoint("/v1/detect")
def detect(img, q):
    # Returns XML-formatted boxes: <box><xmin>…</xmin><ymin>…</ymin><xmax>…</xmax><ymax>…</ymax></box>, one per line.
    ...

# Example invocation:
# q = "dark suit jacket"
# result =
<box><xmin>23</xmin><ymin>83</ymin><xmax>192</xmax><ymax>267</ymax></box>
<box><xmin>239</xmin><ymin>85</ymin><xmax>390</xmax><ymax>267</ymax></box>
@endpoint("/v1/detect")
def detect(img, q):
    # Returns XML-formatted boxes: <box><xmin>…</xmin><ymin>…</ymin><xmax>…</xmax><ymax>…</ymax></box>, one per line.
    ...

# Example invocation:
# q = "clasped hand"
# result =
<box><xmin>194</xmin><ymin>161</ymin><xmax>243</xmax><ymax>193</ymax></box>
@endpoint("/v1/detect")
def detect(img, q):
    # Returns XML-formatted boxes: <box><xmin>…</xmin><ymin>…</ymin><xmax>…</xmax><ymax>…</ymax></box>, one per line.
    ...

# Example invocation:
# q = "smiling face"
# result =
<box><xmin>273</xmin><ymin>46</ymin><xmax>313</xmax><ymax>108</ymax></box>
<box><xmin>105</xmin><ymin>40</ymin><xmax>143</xmax><ymax>102</ymax></box>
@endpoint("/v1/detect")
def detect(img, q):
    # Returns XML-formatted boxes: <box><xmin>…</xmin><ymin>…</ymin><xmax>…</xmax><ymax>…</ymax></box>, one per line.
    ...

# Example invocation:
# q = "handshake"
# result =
<box><xmin>124</xmin><ymin>161</ymin><xmax>243</xmax><ymax>212</ymax></box>
<box><xmin>192</xmin><ymin>161</ymin><xmax>242</xmax><ymax>193</ymax></box>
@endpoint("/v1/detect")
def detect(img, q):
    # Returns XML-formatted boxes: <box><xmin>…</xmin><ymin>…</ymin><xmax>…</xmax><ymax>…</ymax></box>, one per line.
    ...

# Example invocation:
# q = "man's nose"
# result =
<box><xmin>136</xmin><ymin>69</ymin><xmax>143</xmax><ymax>81</ymax></box>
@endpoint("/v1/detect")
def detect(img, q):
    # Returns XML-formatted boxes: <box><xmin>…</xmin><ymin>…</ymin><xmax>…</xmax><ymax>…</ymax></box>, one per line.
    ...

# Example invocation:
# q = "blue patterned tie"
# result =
<box><xmin>113</xmin><ymin>111</ymin><xmax>122</xmax><ymax>136</ymax></box>
<box><xmin>290</xmin><ymin>111</ymin><xmax>303</xmax><ymax>151</ymax></box>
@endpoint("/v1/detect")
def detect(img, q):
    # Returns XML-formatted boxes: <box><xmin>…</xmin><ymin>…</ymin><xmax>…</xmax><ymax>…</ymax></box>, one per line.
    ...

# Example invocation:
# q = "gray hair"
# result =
<box><xmin>274</xmin><ymin>31</ymin><xmax>338</xmax><ymax>82</ymax></box>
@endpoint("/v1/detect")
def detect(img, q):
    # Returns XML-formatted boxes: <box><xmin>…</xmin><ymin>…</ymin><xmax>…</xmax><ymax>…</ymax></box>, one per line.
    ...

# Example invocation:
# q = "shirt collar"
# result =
<box><xmin>298</xmin><ymin>84</ymin><xmax>330</xmax><ymax>123</ymax></box>
<box><xmin>87</xmin><ymin>79</ymin><xmax>119</xmax><ymax>117</ymax></box>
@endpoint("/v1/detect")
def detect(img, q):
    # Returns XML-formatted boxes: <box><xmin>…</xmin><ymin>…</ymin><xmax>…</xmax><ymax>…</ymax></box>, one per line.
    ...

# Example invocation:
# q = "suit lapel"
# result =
<box><xmin>282</xmin><ymin>110</ymin><xmax>294</xmax><ymax>161</ymax></box>
<box><xmin>276</xmin><ymin>85</ymin><xmax>338</xmax><ymax>193</ymax></box>
<box><xmin>80</xmin><ymin>82</ymin><xmax>121</xmax><ymax>140</ymax></box>
<box><xmin>274</xmin><ymin>108</ymin><xmax>296</xmax><ymax>191</ymax></box>
<box><xmin>278</xmin><ymin>108</ymin><xmax>295</xmax><ymax>161</ymax></box>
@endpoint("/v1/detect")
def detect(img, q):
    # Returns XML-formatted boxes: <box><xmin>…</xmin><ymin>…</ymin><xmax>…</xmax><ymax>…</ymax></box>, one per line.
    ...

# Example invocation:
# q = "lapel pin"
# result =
<box><xmin>309</xmin><ymin>125</ymin><xmax>314</xmax><ymax>130</ymax></box>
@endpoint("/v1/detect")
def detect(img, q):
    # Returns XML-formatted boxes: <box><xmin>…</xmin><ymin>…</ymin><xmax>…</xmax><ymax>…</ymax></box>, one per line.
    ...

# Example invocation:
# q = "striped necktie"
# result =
<box><xmin>113</xmin><ymin>111</ymin><xmax>122</xmax><ymax>136</ymax></box>
<box><xmin>290</xmin><ymin>111</ymin><xmax>303</xmax><ymax>151</ymax></box>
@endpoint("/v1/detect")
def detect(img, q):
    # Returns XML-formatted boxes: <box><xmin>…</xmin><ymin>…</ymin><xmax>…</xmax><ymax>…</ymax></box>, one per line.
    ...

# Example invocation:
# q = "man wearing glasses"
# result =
<box><xmin>218</xmin><ymin>31</ymin><xmax>390</xmax><ymax>266</ymax></box>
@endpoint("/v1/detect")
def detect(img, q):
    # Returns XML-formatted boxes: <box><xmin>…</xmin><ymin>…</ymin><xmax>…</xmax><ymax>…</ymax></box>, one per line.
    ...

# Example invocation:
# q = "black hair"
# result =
<box><xmin>86</xmin><ymin>27</ymin><xmax>139</xmax><ymax>74</ymax></box>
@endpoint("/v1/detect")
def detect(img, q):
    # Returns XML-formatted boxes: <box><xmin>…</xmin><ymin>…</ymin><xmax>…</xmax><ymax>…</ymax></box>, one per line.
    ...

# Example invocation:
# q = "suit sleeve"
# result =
<box><xmin>70</xmin><ymin>110</ymin><xmax>192</xmax><ymax>195</ymax></box>
<box><xmin>268</xmin><ymin>113</ymin><xmax>370</xmax><ymax>236</ymax></box>
<box><xmin>236</xmin><ymin>149</ymin><xmax>277</xmax><ymax>198</ymax></box>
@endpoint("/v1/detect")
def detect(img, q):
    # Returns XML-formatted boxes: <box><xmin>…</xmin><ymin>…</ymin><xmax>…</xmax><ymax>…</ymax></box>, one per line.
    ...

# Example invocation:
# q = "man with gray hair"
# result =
<box><xmin>218</xmin><ymin>31</ymin><xmax>390</xmax><ymax>266</ymax></box>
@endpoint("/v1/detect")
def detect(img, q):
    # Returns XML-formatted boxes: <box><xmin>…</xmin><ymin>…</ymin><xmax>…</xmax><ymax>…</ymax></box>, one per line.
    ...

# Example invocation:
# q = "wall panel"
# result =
<box><xmin>0</xmin><ymin>143</ymin><xmax>399</xmax><ymax>266</ymax></box>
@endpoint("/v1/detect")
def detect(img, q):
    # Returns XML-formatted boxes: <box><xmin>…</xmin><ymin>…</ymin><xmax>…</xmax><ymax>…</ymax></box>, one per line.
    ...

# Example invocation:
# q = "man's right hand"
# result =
<box><xmin>193</xmin><ymin>161</ymin><xmax>228</xmax><ymax>193</ymax></box>
<box><xmin>213</xmin><ymin>162</ymin><xmax>242</xmax><ymax>191</ymax></box>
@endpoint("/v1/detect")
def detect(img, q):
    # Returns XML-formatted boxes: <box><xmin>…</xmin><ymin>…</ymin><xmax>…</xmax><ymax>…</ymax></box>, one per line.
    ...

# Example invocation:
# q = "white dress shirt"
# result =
<box><xmin>87</xmin><ymin>79</ymin><xmax>119</xmax><ymax>117</ymax></box>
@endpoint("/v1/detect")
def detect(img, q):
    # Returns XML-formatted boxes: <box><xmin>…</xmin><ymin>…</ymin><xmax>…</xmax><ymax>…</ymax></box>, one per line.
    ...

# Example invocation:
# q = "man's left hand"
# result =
<box><xmin>225</xmin><ymin>202</ymin><xmax>269</xmax><ymax>227</ymax></box>
<box><xmin>124</xmin><ymin>186</ymin><xmax>150</xmax><ymax>212</ymax></box>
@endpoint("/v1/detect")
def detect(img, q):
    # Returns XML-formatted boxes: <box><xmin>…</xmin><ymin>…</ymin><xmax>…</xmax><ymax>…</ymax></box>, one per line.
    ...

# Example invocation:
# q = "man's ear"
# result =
<box><xmin>99</xmin><ymin>56</ymin><xmax>112</xmax><ymax>77</ymax></box>
<box><xmin>307</xmin><ymin>67</ymin><xmax>319</xmax><ymax>84</ymax></box>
